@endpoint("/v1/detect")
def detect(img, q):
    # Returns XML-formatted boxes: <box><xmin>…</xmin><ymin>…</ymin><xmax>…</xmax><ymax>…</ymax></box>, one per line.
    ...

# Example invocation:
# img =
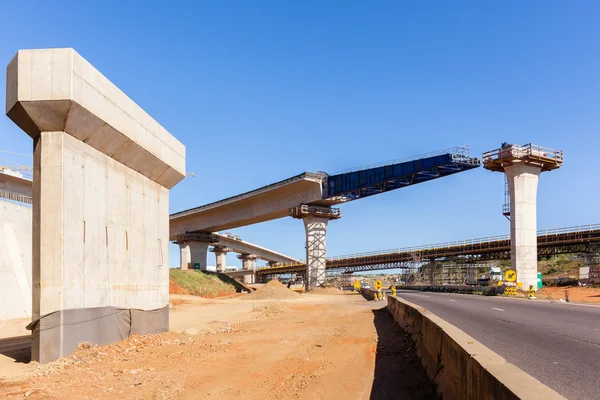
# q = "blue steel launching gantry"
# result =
<box><xmin>171</xmin><ymin>146</ymin><xmax>481</xmax><ymax>290</ymax></box>
<box><xmin>322</xmin><ymin>146</ymin><xmax>480</xmax><ymax>201</ymax></box>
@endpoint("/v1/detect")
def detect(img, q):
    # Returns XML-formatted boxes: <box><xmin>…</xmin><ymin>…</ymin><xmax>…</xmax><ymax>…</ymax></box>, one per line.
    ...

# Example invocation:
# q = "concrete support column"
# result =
<box><xmin>303</xmin><ymin>216</ymin><xmax>329</xmax><ymax>291</ymax></box>
<box><xmin>188</xmin><ymin>241</ymin><xmax>210</xmax><ymax>271</ymax></box>
<box><xmin>238</xmin><ymin>253</ymin><xmax>257</xmax><ymax>284</ymax></box>
<box><xmin>178</xmin><ymin>242</ymin><xmax>191</xmax><ymax>270</ymax></box>
<box><xmin>505</xmin><ymin>163</ymin><xmax>542</xmax><ymax>290</ymax></box>
<box><xmin>211</xmin><ymin>246</ymin><xmax>231</xmax><ymax>273</ymax></box>
<box><xmin>6</xmin><ymin>49</ymin><xmax>186</xmax><ymax>363</ymax></box>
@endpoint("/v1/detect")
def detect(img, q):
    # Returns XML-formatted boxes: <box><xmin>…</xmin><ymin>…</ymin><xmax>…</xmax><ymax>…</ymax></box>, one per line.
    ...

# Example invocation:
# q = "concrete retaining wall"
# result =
<box><xmin>0</xmin><ymin>201</ymin><xmax>32</xmax><ymax>327</ymax></box>
<box><xmin>360</xmin><ymin>288</ymin><xmax>377</xmax><ymax>300</ymax></box>
<box><xmin>387</xmin><ymin>296</ymin><xmax>564</xmax><ymax>400</ymax></box>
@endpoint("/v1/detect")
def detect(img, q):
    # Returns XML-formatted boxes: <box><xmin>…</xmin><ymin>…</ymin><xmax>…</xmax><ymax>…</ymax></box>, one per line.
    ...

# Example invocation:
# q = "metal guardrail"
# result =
<box><xmin>482</xmin><ymin>143</ymin><xmax>564</xmax><ymax>164</ymax></box>
<box><xmin>335</xmin><ymin>145</ymin><xmax>474</xmax><ymax>174</ymax></box>
<box><xmin>0</xmin><ymin>190</ymin><xmax>32</xmax><ymax>205</ymax></box>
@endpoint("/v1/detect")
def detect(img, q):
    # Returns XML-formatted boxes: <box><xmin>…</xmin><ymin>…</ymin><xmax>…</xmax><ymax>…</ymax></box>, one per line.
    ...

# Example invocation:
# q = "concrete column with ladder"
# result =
<box><xmin>291</xmin><ymin>205</ymin><xmax>341</xmax><ymax>291</ymax></box>
<box><xmin>483</xmin><ymin>144</ymin><xmax>563</xmax><ymax>290</ymax></box>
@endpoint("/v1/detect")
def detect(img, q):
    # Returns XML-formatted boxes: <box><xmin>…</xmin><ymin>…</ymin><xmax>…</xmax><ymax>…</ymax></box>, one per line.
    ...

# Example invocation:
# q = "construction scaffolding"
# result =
<box><xmin>399</xmin><ymin>263</ymin><xmax>497</xmax><ymax>286</ymax></box>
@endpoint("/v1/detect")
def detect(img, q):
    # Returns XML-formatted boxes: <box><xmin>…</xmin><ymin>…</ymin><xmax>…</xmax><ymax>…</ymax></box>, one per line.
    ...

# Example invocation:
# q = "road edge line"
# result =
<box><xmin>387</xmin><ymin>295</ymin><xmax>565</xmax><ymax>400</ymax></box>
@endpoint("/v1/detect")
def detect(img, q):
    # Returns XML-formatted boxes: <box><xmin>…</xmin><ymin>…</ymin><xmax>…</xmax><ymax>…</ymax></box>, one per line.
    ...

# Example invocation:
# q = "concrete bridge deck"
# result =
<box><xmin>212</xmin><ymin>233</ymin><xmax>299</xmax><ymax>263</ymax></box>
<box><xmin>169</xmin><ymin>148</ymin><xmax>480</xmax><ymax>239</ymax></box>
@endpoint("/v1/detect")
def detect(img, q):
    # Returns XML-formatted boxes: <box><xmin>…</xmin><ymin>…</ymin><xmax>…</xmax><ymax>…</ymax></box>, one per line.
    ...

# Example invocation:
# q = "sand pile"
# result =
<box><xmin>242</xmin><ymin>279</ymin><xmax>301</xmax><ymax>300</ymax></box>
<box><xmin>310</xmin><ymin>287</ymin><xmax>343</xmax><ymax>295</ymax></box>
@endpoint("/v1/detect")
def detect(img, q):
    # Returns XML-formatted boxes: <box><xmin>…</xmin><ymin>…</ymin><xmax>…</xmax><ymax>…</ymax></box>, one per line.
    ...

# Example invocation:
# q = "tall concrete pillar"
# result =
<box><xmin>173</xmin><ymin>233</ymin><xmax>218</xmax><ymax>271</ymax></box>
<box><xmin>211</xmin><ymin>246</ymin><xmax>231</xmax><ymax>272</ymax></box>
<box><xmin>483</xmin><ymin>144</ymin><xmax>563</xmax><ymax>290</ymax></box>
<box><xmin>505</xmin><ymin>163</ymin><xmax>541</xmax><ymax>290</ymax></box>
<box><xmin>178</xmin><ymin>242</ymin><xmax>191</xmax><ymax>270</ymax></box>
<box><xmin>238</xmin><ymin>253</ymin><xmax>257</xmax><ymax>284</ymax></box>
<box><xmin>290</xmin><ymin>205</ymin><xmax>341</xmax><ymax>291</ymax></box>
<box><xmin>6</xmin><ymin>49</ymin><xmax>186</xmax><ymax>363</ymax></box>
<box><xmin>189</xmin><ymin>241</ymin><xmax>210</xmax><ymax>270</ymax></box>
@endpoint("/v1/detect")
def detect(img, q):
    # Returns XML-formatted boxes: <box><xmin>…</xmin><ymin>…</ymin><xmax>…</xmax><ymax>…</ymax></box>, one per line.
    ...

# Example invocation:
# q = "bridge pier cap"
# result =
<box><xmin>6</xmin><ymin>49</ymin><xmax>186</xmax><ymax>363</ymax></box>
<box><xmin>482</xmin><ymin>144</ymin><xmax>563</xmax><ymax>290</ymax></box>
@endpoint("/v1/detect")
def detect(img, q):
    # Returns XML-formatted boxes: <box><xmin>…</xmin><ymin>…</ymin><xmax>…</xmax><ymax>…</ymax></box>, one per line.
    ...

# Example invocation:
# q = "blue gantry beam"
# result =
<box><xmin>323</xmin><ymin>148</ymin><xmax>481</xmax><ymax>201</ymax></box>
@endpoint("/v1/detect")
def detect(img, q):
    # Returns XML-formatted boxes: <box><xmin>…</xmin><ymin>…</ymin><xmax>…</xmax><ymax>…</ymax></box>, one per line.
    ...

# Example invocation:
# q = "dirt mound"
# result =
<box><xmin>169</xmin><ymin>280</ymin><xmax>190</xmax><ymax>295</ymax></box>
<box><xmin>310</xmin><ymin>287</ymin><xmax>343</xmax><ymax>295</ymax></box>
<box><xmin>242</xmin><ymin>279</ymin><xmax>301</xmax><ymax>300</ymax></box>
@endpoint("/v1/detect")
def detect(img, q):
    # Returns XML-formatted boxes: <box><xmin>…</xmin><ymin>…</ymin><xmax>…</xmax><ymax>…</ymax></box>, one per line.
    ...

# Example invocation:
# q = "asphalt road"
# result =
<box><xmin>395</xmin><ymin>290</ymin><xmax>600</xmax><ymax>400</ymax></box>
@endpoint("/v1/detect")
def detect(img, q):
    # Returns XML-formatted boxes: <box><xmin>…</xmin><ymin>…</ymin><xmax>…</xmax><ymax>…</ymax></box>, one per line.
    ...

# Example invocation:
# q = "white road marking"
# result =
<box><xmin>492</xmin><ymin>307</ymin><xmax>504</xmax><ymax>312</ymax></box>
<box><xmin>449</xmin><ymin>300</ymin><xmax>456</xmax><ymax>302</ymax></box>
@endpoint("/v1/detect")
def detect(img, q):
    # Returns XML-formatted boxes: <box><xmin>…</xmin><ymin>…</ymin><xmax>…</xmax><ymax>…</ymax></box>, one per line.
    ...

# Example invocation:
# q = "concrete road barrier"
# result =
<box><xmin>387</xmin><ymin>296</ymin><xmax>564</xmax><ymax>400</ymax></box>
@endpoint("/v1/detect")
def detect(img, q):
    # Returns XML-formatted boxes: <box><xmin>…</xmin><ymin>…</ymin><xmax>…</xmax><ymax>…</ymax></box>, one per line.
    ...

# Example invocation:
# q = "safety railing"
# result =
<box><xmin>0</xmin><ymin>190</ymin><xmax>32</xmax><ymax>205</ymax></box>
<box><xmin>327</xmin><ymin>224</ymin><xmax>600</xmax><ymax>261</ymax></box>
<box><xmin>258</xmin><ymin>224</ymin><xmax>600</xmax><ymax>271</ymax></box>
<box><xmin>335</xmin><ymin>145</ymin><xmax>474</xmax><ymax>174</ymax></box>
<box><xmin>482</xmin><ymin>143</ymin><xmax>564</xmax><ymax>164</ymax></box>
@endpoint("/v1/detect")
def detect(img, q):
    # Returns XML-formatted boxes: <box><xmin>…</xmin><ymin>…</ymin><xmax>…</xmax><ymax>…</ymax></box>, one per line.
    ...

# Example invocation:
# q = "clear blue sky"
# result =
<box><xmin>1</xmin><ymin>1</ymin><xmax>599</xmax><ymax>269</ymax></box>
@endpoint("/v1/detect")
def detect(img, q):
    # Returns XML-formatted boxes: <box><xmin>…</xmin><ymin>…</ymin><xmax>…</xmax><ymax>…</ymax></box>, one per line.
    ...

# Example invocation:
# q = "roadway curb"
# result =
<box><xmin>386</xmin><ymin>295</ymin><xmax>565</xmax><ymax>400</ymax></box>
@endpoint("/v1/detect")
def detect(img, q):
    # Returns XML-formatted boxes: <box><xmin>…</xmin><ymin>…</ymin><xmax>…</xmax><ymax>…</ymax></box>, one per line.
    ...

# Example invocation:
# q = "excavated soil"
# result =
<box><xmin>537</xmin><ymin>286</ymin><xmax>600</xmax><ymax>303</ymax></box>
<box><xmin>241</xmin><ymin>279</ymin><xmax>301</xmax><ymax>300</ymax></box>
<box><xmin>169</xmin><ymin>281</ymin><xmax>190</xmax><ymax>295</ymax></box>
<box><xmin>0</xmin><ymin>294</ymin><xmax>437</xmax><ymax>399</ymax></box>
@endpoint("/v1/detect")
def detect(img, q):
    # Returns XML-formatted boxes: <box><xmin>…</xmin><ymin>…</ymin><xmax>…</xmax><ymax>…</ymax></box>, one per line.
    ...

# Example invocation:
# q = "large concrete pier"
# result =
<box><xmin>5</xmin><ymin>48</ymin><xmax>186</xmax><ymax>363</ymax></box>
<box><xmin>483</xmin><ymin>144</ymin><xmax>563</xmax><ymax>290</ymax></box>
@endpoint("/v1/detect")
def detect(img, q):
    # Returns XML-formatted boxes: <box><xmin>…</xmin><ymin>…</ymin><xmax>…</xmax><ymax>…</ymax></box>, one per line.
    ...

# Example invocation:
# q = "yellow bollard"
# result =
<box><xmin>391</xmin><ymin>286</ymin><xmax>397</xmax><ymax>297</ymax></box>
<box><xmin>529</xmin><ymin>285</ymin><xmax>536</xmax><ymax>299</ymax></box>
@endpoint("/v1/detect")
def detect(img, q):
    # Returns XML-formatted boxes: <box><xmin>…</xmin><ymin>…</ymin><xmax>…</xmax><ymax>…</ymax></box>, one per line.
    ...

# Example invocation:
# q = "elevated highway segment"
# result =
<box><xmin>254</xmin><ymin>224</ymin><xmax>600</xmax><ymax>276</ymax></box>
<box><xmin>171</xmin><ymin>147</ymin><xmax>480</xmax><ymax>289</ymax></box>
<box><xmin>174</xmin><ymin>232</ymin><xmax>298</xmax><ymax>272</ymax></box>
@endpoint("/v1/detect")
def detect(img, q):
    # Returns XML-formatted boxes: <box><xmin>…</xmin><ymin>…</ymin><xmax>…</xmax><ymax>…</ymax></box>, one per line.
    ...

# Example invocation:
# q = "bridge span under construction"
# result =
<box><xmin>255</xmin><ymin>224</ymin><xmax>600</xmax><ymax>276</ymax></box>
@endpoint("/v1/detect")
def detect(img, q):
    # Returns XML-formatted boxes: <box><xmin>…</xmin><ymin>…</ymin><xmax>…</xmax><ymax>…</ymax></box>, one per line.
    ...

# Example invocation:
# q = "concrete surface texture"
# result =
<box><xmin>394</xmin><ymin>290</ymin><xmax>600</xmax><ymax>399</ymax></box>
<box><xmin>6</xmin><ymin>48</ymin><xmax>186</xmax><ymax>363</ymax></box>
<box><xmin>212</xmin><ymin>246</ymin><xmax>228</xmax><ymax>272</ymax></box>
<box><xmin>31</xmin><ymin>131</ymin><xmax>172</xmax><ymax>315</ymax></box>
<box><xmin>6</xmin><ymin>48</ymin><xmax>185</xmax><ymax>189</ymax></box>
<box><xmin>239</xmin><ymin>254</ymin><xmax>257</xmax><ymax>284</ymax></box>
<box><xmin>0</xmin><ymin>201</ymin><xmax>32</xmax><ymax>321</ymax></box>
<box><xmin>169</xmin><ymin>174</ymin><xmax>325</xmax><ymax>237</ymax></box>
<box><xmin>178</xmin><ymin>242</ymin><xmax>191</xmax><ymax>270</ymax></box>
<box><xmin>303</xmin><ymin>216</ymin><xmax>328</xmax><ymax>290</ymax></box>
<box><xmin>387</xmin><ymin>295</ymin><xmax>564</xmax><ymax>400</ymax></box>
<box><xmin>505</xmin><ymin>162</ymin><xmax>541</xmax><ymax>290</ymax></box>
<box><xmin>188</xmin><ymin>241</ymin><xmax>209</xmax><ymax>271</ymax></box>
